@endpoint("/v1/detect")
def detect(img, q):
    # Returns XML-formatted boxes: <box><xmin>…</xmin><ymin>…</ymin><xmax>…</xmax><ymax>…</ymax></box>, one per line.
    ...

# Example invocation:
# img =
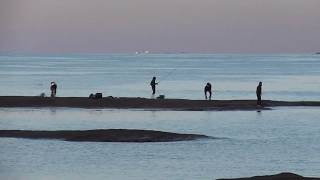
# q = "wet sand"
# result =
<box><xmin>1</xmin><ymin>96</ymin><xmax>320</xmax><ymax>110</ymax></box>
<box><xmin>0</xmin><ymin>129</ymin><xmax>209</xmax><ymax>142</ymax></box>
<box><xmin>217</xmin><ymin>172</ymin><xmax>320</xmax><ymax>180</ymax></box>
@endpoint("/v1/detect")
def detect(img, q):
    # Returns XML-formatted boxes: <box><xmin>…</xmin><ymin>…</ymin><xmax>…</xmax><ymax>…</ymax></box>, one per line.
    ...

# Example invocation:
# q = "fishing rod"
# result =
<box><xmin>157</xmin><ymin>68</ymin><xmax>177</xmax><ymax>84</ymax></box>
<box><xmin>154</xmin><ymin>68</ymin><xmax>177</xmax><ymax>97</ymax></box>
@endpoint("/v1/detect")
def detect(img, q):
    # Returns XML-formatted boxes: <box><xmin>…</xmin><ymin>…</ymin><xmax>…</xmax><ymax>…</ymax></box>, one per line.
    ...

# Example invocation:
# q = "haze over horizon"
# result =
<box><xmin>1</xmin><ymin>0</ymin><xmax>320</xmax><ymax>54</ymax></box>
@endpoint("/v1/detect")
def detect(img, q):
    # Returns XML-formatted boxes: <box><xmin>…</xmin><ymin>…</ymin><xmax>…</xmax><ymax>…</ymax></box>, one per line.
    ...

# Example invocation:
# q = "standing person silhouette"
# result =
<box><xmin>150</xmin><ymin>77</ymin><xmax>158</xmax><ymax>95</ymax></box>
<box><xmin>50</xmin><ymin>82</ymin><xmax>57</xmax><ymax>97</ymax></box>
<box><xmin>204</xmin><ymin>82</ymin><xmax>212</xmax><ymax>100</ymax></box>
<box><xmin>256</xmin><ymin>82</ymin><xmax>262</xmax><ymax>105</ymax></box>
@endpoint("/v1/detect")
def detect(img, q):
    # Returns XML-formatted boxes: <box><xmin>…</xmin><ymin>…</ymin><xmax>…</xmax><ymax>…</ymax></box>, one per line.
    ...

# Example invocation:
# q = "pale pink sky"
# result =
<box><xmin>0</xmin><ymin>0</ymin><xmax>320</xmax><ymax>53</ymax></box>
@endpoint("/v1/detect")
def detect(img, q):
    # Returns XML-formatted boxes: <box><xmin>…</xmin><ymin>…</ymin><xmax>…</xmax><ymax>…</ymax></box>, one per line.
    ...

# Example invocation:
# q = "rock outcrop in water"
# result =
<box><xmin>0</xmin><ymin>129</ymin><xmax>209</xmax><ymax>142</ymax></box>
<box><xmin>217</xmin><ymin>172</ymin><xmax>320</xmax><ymax>180</ymax></box>
<box><xmin>1</xmin><ymin>96</ymin><xmax>320</xmax><ymax>111</ymax></box>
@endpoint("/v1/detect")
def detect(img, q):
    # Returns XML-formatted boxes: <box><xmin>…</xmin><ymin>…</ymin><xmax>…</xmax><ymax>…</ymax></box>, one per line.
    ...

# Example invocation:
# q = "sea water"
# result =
<box><xmin>0</xmin><ymin>107</ymin><xmax>320</xmax><ymax>180</ymax></box>
<box><xmin>0</xmin><ymin>54</ymin><xmax>319</xmax><ymax>100</ymax></box>
<box><xmin>0</xmin><ymin>54</ymin><xmax>320</xmax><ymax>180</ymax></box>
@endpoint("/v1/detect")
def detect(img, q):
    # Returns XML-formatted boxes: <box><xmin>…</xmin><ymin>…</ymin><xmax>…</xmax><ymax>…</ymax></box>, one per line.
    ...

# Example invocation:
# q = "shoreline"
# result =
<box><xmin>0</xmin><ymin>96</ymin><xmax>320</xmax><ymax>111</ymax></box>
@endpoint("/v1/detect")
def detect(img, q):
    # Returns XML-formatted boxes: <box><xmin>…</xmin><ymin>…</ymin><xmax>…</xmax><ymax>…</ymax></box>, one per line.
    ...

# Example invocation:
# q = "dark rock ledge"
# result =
<box><xmin>217</xmin><ymin>172</ymin><xmax>320</xmax><ymax>180</ymax></box>
<box><xmin>0</xmin><ymin>129</ymin><xmax>210</xmax><ymax>142</ymax></box>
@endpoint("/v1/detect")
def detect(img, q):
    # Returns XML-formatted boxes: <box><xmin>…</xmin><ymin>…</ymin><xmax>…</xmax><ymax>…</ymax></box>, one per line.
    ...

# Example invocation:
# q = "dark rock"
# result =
<box><xmin>217</xmin><ymin>172</ymin><xmax>320</xmax><ymax>180</ymax></box>
<box><xmin>0</xmin><ymin>129</ymin><xmax>210</xmax><ymax>142</ymax></box>
<box><xmin>1</xmin><ymin>96</ymin><xmax>320</xmax><ymax>111</ymax></box>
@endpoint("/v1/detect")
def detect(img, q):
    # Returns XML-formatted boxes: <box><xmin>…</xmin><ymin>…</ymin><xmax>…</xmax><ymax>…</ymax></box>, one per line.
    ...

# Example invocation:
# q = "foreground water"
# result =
<box><xmin>0</xmin><ymin>107</ymin><xmax>319</xmax><ymax>180</ymax></box>
<box><xmin>0</xmin><ymin>54</ymin><xmax>320</xmax><ymax>100</ymax></box>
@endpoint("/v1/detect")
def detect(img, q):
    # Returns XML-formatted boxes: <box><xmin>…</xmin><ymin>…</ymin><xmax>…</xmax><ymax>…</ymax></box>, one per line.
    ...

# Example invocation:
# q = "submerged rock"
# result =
<box><xmin>217</xmin><ymin>172</ymin><xmax>320</xmax><ymax>180</ymax></box>
<box><xmin>0</xmin><ymin>129</ymin><xmax>209</xmax><ymax>142</ymax></box>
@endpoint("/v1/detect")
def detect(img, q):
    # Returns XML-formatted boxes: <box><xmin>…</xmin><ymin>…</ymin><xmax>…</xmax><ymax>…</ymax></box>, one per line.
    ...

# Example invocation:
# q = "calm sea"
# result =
<box><xmin>0</xmin><ymin>54</ymin><xmax>320</xmax><ymax>180</ymax></box>
<box><xmin>0</xmin><ymin>54</ymin><xmax>319</xmax><ymax>100</ymax></box>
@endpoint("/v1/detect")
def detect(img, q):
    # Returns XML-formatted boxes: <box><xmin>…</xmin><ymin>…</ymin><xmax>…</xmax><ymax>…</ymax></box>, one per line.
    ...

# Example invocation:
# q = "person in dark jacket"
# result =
<box><xmin>256</xmin><ymin>82</ymin><xmax>262</xmax><ymax>105</ymax></box>
<box><xmin>204</xmin><ymin>82</ymin><xmax>212</xmax><ymax>100</ymax></box>
<box><xmin>150</xmin><ymin>77</ymin><xmax>158</xmax><ymax>95</ymax></box>
<box><xmin>50</xmin><ymin>82</ymin><xmax>57</xmax><ymax>97</ymax></box>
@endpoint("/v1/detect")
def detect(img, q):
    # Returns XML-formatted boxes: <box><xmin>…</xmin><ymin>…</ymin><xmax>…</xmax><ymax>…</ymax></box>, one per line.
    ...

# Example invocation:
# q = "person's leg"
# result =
<box><xmin>204</xmin><ymin>90</ymin><xmax>207</xmax><ymax>100</ymax></box>
<box><xmin>257</xmin><ymin>95</ymin><xmax>261</xmax><ymax>105</ymax></box>
<box><xmin>152</xmin><ymin>85</ymin><xmax>156</xmax><ymax>95</ymax></box>
<box><xmin>209</xmin><ymin>91</ymin><xmax>212</xmax><ymax>100</ymax></box>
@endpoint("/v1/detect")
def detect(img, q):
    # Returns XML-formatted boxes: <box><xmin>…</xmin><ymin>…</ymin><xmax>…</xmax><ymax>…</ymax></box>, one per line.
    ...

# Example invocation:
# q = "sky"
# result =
<box><xmin>0</xmin><ymin>0</ymin><xmax>320</xmax><ymax>54</ymax></box>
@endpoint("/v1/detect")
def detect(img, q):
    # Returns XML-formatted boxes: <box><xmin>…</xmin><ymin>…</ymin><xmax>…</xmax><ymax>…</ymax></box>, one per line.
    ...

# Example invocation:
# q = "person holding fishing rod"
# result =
<box><xmin>150</xmin><ymin>69</ymin><xmax>176</xmax><ymax>96</ymax></box>
<box><xmin>204</xmin><ymin>82</ymin><xmax>212</xmax><ymax>100</ymax></box>
<box><xmin>150</xmin><ymin>76</ymin><xmax>158</xmax><ymax>95</ymax></box>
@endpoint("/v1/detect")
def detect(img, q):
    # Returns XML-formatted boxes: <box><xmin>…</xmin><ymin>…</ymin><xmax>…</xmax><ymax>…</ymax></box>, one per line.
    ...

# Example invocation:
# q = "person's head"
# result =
<box><xmin>259</xmin><ymin>82</ymin><xmax>262</xmax><ymax>86</ymax></box>
<box><xmin>206</xmin><ymin>82</ymin><xmax>210</xmax><ymax>86</ymax></box>
<box><xmin>153</xmin><ymin>77</ymin><xmax>156</xmax><ymax>80</ymax></box>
